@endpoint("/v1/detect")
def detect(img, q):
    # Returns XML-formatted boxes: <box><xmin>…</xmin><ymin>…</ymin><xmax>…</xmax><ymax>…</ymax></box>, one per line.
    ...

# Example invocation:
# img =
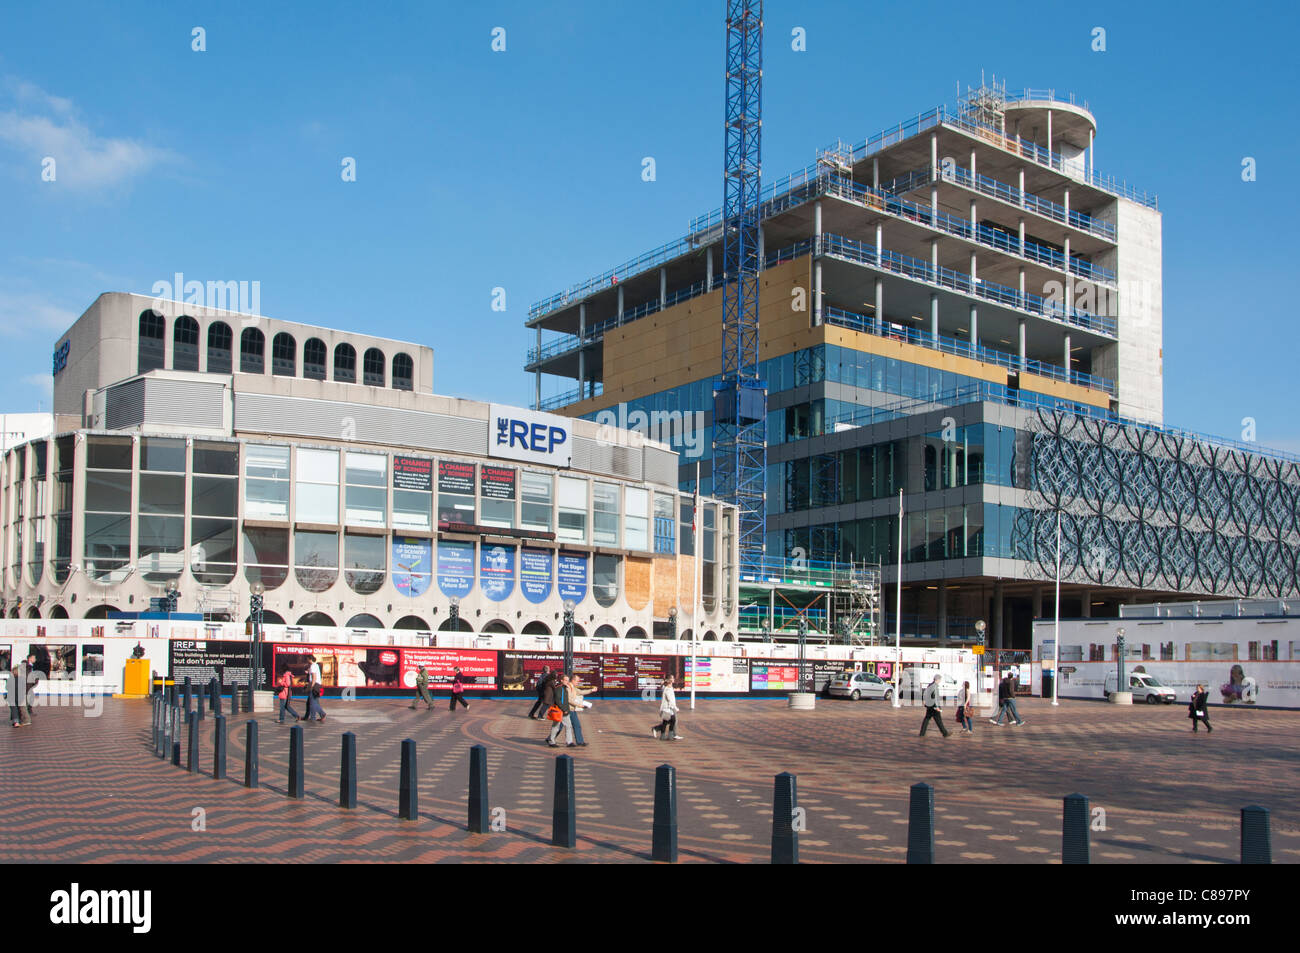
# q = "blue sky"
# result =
<box><xmin>1</xmin><ymin>0</ymin><xmax>1297</xmax><ymax>451</ymax></box>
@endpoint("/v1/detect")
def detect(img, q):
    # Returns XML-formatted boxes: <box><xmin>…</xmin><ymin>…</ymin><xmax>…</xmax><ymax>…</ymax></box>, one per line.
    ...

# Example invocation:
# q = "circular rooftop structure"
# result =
<box><xmin>1003</xmin><ymin>97</ymin><xmax>1097</xmax><ymax>151</ymax></box>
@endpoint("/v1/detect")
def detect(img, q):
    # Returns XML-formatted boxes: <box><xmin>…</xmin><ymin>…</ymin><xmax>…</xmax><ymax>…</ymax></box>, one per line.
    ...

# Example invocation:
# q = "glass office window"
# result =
<box><xmin>679</xmin><ymin>500</ymin><xmax>695</xmax><ymax>556</ymax></box>
<box><xmin>392</xmin><ymin>455</ymin><xmax>433</xmax><ymax>532</ymax></box>
<box><xmin>295</xmin><ymin>529</ymin><xmax>338</xmax><ymax>592</ymax></box>
<box><xmin>480</xmin><ymin>465</ymin><xmax>516</xmax><ymax>529</ymax></box>
<box><xmin>521</xmin><ymin>471</ymin><xmax>553</xmax><ymax>532</ymax></box>
<box><xmin>138</xmin><ymin>437</ymin><xmax>186</xmax><ymax>583</ymax></box>
<box><xmin>593</xmin><ymin>482</ymin><xmax>619</xmax><ymax>546</ymax></box>
<box><xmin>437</xmin><ymin>461</ymin><xmax>476</xmax><ymax>525</ymax></box>
<box><xmin>84</xmin><ymin>437</ymin><xmax>132</xmax><ymax>582</ymax></box>
<box><xmin>593</xmin><ymin>554</ymin><xmax>620</xmax><ymax>607</ymax></box>
<box><xmin>243</xmin><ymin>526</ymin><xmax>289</xmax><ymax>589</ymax></box>
<box><xmin>345</xmin><ymin>452</ymin><xmax>387</xmax><ymax>527</ymax></box>
<box><xmin>653</xmin><ymin>493</ymin><xmax>675</xmax><ymax>554</ymax></box>
<box><xmin>244</xmin><ymin>444</ymin><xmax>290</xmax><ymax>520</ymax></box>
<box><xmin>557</xmin><ymin>476</ymin><xmax>587</xmax><ymax>543</ymax></box>
<box><xmin>295</xmin><ymin>448</ymin><xmax>339</xmax><ymax>523</ymax></box>
<box><xmin>344</xmin><ymin>531</ymin><xmax>385</xmax><ymax>594</ymax></box>
<box><xmin>191</xmin><ymin>441</ymin><xmax>238</xmax><ymax>584</ymax></box>
<box><xmin>51</xmin><ymin>436</ymin><xmax>74</xmax><ymax>584</ymax></box>
<box><xmin>701</xmin><ymin>505</ymin><xmax>717</xmax><ymax>612</ymax></box>
<box><xmin>625</xmin><ymin>487</ymin><xmax>649</xmax><ymax>551</ymax></box>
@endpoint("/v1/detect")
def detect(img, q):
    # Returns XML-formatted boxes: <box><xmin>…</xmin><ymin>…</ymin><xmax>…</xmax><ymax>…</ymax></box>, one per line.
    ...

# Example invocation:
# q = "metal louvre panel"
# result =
<box><xmin>142</xmin><ymin>379</ymin><xmax>225</xmax><ymax>428</ymax></box>
<box><xmin>571</xmin><ymin>436</ymin><xmax>643</xmax><ymax>481</ymax></box>
<box><xmin>233</xmin><ymin>393</ymin><xmax>487</xmax><ymax>454</ymax></box>
<box><xmin>643</xmin><ymin>446</ymin><xmax>679</xmax><ymax>487</ymax></box>
<box><xmin>104</xmin><ymin>379</ymin><xmax>145</xmax><ymax>430</ymax></box>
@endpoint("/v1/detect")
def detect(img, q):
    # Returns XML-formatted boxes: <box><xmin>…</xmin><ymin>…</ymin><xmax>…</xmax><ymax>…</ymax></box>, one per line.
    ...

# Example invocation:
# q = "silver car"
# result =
<box><xmin>828</xmin><ymin>670</ymin><xmax>894</xmax><ymax>701</ymax></box>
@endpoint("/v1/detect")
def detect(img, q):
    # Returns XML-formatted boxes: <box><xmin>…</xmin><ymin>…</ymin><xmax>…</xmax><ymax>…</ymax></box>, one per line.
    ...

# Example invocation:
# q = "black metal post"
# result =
<box><xmin>652</xmin><ymin>764</ymin><xmax>678</xmax><ymax>863</ymax></box>
<box><xmin>468</xmin><ymin>744</ymin><xmax>489</xmax><ymax>833</ymax></box>
<box><xmin>399</xmin><ymin>738</ymin><xmax>418</xmax><ymax>820</ymax></box>
<box><xmin>771</xmin><ymin>771</ymin><xmax>798</xmax><ymax>864</ymax></box>
<box><xmin>213</xmin><ymin>715</ymin><xmax>227</xmax><ymax>780</ymax></box>
<box><xmin>552</xmin><ymin>754</ymin><xmax>576</xmax><ymax>847</ymax></box>
<box><xmin>340</xmin><ymin>732</ymin><xmax>357</xmax><ymax>809</ymax></box>
<box><xmin>245</xmin><ymin>720</ymin><xmax>259</xmax><ymax>788</ymax></box>
<box><xmin>1062</xmin><ymin>793</ymin><xmax>1090</xmax><ymax>864</ymax></box>
<box><xmin>288</xmin><ymin>725</ymin><xmax>304</xmax><ymax>799</ymax></box>
<box><xmin>906</xmin><ymin>782</ymin><xmax>936</xmax><ymax>864</ymax></box>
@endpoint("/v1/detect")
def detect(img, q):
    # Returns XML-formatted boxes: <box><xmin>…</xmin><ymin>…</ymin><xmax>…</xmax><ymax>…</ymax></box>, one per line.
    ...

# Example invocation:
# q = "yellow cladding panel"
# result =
<box><xmin>823</xmin><ymin>326</ymin><xmax>1009</xmax><ymax>385</ymax></box>
<box><xmin>1019</xmin><ymin>373</ymin><xmax>1111</xmax><ymax>408</ymax></box>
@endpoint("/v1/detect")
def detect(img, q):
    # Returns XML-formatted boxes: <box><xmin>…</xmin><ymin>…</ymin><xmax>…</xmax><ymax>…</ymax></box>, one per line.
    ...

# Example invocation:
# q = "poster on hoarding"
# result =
<box><xmin>393</xmin><ymin>455</ymin><xmax>434</xmax><ymax>491</ymax></box>
<box><xmin>28</xmin><ymin>643</ymin><xmax>77</xmax><ymax>681</ymax></box>
<box><xmin>480</xmin><ymin>544</ymin><xmax>516</xmax><ymax>602</ymax></box>
<box><xmin>520</xmin><ymin>547</ymin><xmax>552</xmax><ymax>604</ymax></box>
<box><xmin>601</xmin><ymin>653</ymin><xmax>637</xmax><ymax>691</ymax></box>
<box><xmin>392</xmin><ymin>536</ymin><xmax>433</xmax><ymax>598</ymax></box>
<box><xmin>635</xmin><ymin>654</ymin><xmax>684</xmax><ymax>691</ymax></box>
<box><xmin>499</xmin><ymin>651</ymin><xmax>602</xmax><ymax>692</ymax></box>
<box><xmin>480</xmin><ymin>465</ymin><xmax>516</xmax><ymax>500</ymax></box>
<box><xmin>437</xmin><ymin>539</ymin><xmax>475</xmax><ymax>598</ymax></box>
<box><xmin>751</xmin><ymin>662</ymin><xmax>801</xmax><ymax>691</ymax></box>
<box><xmin>170</xmin><ymin>640</ymin><xmax>257</xmax><ymax>686</ymax></box>
<box><xmin>557</xmin><ymin>551</ymin><xmax>588</xmax><ymax>603</ymax></box>
<box><xmin>272</xmin><ymin>644</ymin><xmax>402</xmax><ymax>690</ymax></box>
<box><xmin>685</xmin><ymin>656</ymin><xmax>750</xmax><ymax>692</ymax></box>
<box><xmin>1053</xmin><ymin>659</ymin><xmax>1300</xmax><ymax>707</ymax></box>
<box><xmin>438</xmin><ymin>460</ymin><xmax>475</xmax><ymax>495</ymax></box>
<box><xmin>400</xmin><ymin>648</ymin><xmax>497</xmax><ymax>690</ymax></box>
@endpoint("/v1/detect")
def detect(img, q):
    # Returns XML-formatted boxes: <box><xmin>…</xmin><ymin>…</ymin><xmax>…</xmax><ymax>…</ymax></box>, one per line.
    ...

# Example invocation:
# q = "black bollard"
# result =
<box><xmin>398</xmin><ymin>738</ymin><xmax>418</xmax><ymax>820</ymax></box>
<box><xmin>340</xmin><ymin>732</ymin><xmax>357</xmax><ymax>809</ymax></box>
<box><xmin>172</xmin><ymin>739</ymin><xmax>181</xmax><ymax>766</ymax></box>
<box><xmin>183</xmin><ymin>676</ymin><xmax>192</xmax><ymax>713</ymax></box>
<box><xmin>187</xmin><ymin>711</ymin><xmax>200</xmax><ymax>773</ymax></box>
<box><xmin>213</xmin><ymin>715</ymin><xmax>227</xmax><ymax>780</ymax></box>
<box><xmin>1062</xmin><ymin>793</ymin><xmax>1090</xmax><ymax>864</ymax></box>
<box><xmin>212</xmin><ymin>686</ymin><xmax>222</xmax><ymax>718</ymax></box>
<box><xmin>161</xmin><ymin>705</ymin><xmax>171</xmax><ymax>757</ymax></box>
<box><xmin>1241</xmin><ymin>805</ymin><xmax>1271</xmax><ymax>864</ymax></box>
<box><xmin>288</xmin><ymin>725</ymin><xmax>305</xmax><ymax>799</ymax></box>
<box><xmin>197</xmin><ymin>687</ymin><xmax>206</xmax><ymax>722</ymax></box>
<box><xmin>552</xmin><ymin>754</ymin><xmax>576</xmax><ymax>848</ymax></box>
<box><xmin>468</xmin><ymin>744</ymin><xmax>489</xmax><ymax>833</ymax></box>
<box><xmin>771</xmin><ymin>771</ymin><xmax>798</xmax><ymax>864</ymax></box>
<box><xmin>230</xmin><ymin>681</ymin><xmax>240</xmax><ymax>716</ymax></box>
<box><xmin>245</xmin><ymin>720</ymin><xmax>259</xmax><ymax>788</ymax></box>
<box><xmin>906</xmin><ymin>782</ymin><xmax>936</xmax><ymax>864</ymax></box>
<box><xmin>652</xmin><ymin>764</ymin><xmax>678</xmax><ymax>863</ymax></box>
<box><xmin>208</xmin><ymin>677</ymin><xmax>218</xmax><ymax>711</ymax></box>
<box><xmin>151</xmin><ymin>696</ymin><xmax>160</xmax><ymax>753</ymax></box>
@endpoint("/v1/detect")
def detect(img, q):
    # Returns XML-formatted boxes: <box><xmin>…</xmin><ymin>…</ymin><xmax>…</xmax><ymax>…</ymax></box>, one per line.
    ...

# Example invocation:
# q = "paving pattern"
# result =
<box><xmin>1</xmin><ymin>694</ymin><xmax>1296</xmax><ymax>864</ymax></box>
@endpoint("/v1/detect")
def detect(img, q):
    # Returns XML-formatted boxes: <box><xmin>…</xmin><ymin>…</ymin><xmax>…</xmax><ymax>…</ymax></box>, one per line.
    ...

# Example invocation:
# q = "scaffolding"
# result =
<box><xmin>831</xmin><ymin>560</ymin><xmax>881</xmax><ymax>646</ymax></box>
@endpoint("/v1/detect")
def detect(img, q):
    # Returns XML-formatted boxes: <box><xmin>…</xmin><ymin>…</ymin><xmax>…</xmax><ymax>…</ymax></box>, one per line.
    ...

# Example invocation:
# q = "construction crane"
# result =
<box><xmin>713</xmin><ymin>0</ymin><xmax>766</xmax><ymax>573</ymax></box>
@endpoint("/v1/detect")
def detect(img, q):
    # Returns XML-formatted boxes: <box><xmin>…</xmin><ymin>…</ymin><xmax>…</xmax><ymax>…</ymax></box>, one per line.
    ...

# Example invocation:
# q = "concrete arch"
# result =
<box><xmin>522</xmin><ymin>621</ymin><xmax>551</xmax><ymax>635</ymax></box>
<box><xmin>626</xmin><ymin>626</ymin><xmax>648</xmax><ymax>640</ymax></box>
<box><xmin>394</xmin><ymin>615</ymin><xmax>431</xmax><ymax>631</ymax></box>
<box><xmin>296</xmin><ymin>611</ymin><xmax>336</xmax><ymax>627</ymax></box>
<box><xmin>703</xmin><ymin>630</ymin><xmax>718</xmax><ymax>641</ymax></box>
<box><xmin>83</xmin><ymin>605</ymin><xmax>120</xmax><ymax>619</ymax></box>
<box><xmin>593</xmin><ymin>624</ymin><xmax>619</xmax><ymax>639</ymax></box>
<box><xmin>482</xmin><ymin>619</ymin><xmax>513</xmax><ymax>634</ymax></box>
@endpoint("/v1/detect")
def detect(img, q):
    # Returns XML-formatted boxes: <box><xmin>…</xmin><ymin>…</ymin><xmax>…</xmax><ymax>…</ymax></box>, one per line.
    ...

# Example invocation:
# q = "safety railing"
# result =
<box><xmin>822</xmin><ymin>307</ymin><xmax>1115</xmax><ymax>395</ymax></box>
<box><xmin>534</xmin><ymin>382</ymin><xmax>603</xmax><ymax>412</ymax></box>
<box><xmin>816</xmin><ymin>234</ymin><xmax>1118</xmax><ymax>337</ymax></box>
<box><xmin>528</xmin><ymin>235</ymin><xmax>698</xmax><ymax>320</ymax></box>
<box><xmin>738</xmin><ymin>554</ymin><xmax>875</xmax><ymax>587</ymax></box>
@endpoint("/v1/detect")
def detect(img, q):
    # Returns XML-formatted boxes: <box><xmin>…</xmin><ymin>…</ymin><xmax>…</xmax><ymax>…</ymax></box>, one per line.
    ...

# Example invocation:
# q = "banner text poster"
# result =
<box><xmin>392</xmin><ymin>536</ymin><xmax>433</xmax><ymax>598</ymax></box>
<box><xmin>519</xmin><ymin>547</ymin><xmax>553</xmax><ymax>603</ymax></box>
<box><xmin>751</xmin><ymin>662</ymin><xmax>801</xmax><ymax>691</ymax></box>
<box><xmin>480</xmin><ymin>465</ymin><xmax>516</xmax><ymax>500</ymax></box>
<box><xmin>557</xmin><ymin>551</ymin><xmax>588</xmax><ymax>603</ymax></box>
<box><xmin>600</xmin><ymin>653</ymin><xmax>637</xmax><ymax>691</ymax></box>
<box><xmin>401</xmin><ymin>648</ymin><xmax>498</xmax><ymax>690</ymax></box>
<box><xmin>499</xmin><ymin>651</ymin><xmax>602</xmax><ymax>692</ymax></box>
<box><xmin>685</xmin><ymin>656</ymin><xmax>751</xmax><ymax>692</ymax></box>
<box><xmin>437</xmin><ymin>460</ymin><xmax>475</xmax><ymax>495</ymax></box>
<box><xmin>634</xmin><ymin>654</ymin><xmax>683</xmax><ymax>691</ymax></box>
<box><xmin>169</xmin><ymin>640</ymin><xmax>253</xmax><ymax>686</ymax></box>
<box><xmin>392</xmin><ymin>455</ymin><xmax>433</xmax><ymax>491</ymax></box>
<box><xmin>437</xmin><ymin>539</ymin><xmax>475</xmax><ymax>598</ymax></box>
<box><xmin>812</xmin><ymin>660</ymin><xmax>856</xmax><ymax>692</ymax></box>
<box><xmin>272</xmin><ymin>644</ymin><xmax>402</xmax><ymax>689</ymax></box>
<box><xmin>480</xmin><ymin>544</ymin><xmax>516</xmax><ymax>602</ymax></box>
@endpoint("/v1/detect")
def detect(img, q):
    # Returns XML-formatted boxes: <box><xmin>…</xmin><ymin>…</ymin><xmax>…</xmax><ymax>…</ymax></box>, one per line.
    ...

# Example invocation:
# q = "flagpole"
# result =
<box><xmin>1052</xmin><ymin>508</ymin><xmax>1062</xmax><ymax>707</ymax></box>
<box><xmin>691</xmin><ymin>462</ymin><xmax>700</xmax><ymax>711</ymax></box>
<box><xmin>892</xmin><ymin>487</ymin><xmax>903</xmax><ymax>708</ymax></box>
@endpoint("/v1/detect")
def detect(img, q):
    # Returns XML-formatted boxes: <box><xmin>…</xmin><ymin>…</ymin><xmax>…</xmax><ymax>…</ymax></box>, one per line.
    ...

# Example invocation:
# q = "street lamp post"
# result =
<box><xmin>448</xmin><ymin>597</ymin><xmax>460</xmax><ymax>633</ymax></box>
<box><xmin>974</xmin><ymin>619</ymin><xmax>986</xmax><ymax>701</ymax></box>
<box><xmin>562</xmin><ymin>600</ymin><xmax>576</xmax><ymax>677</ymax></box>
<box><xmin>668</xmin><ymin>606</ymin><xmax>678</xmax><ymax>641</ymax></box>
<box><xmin>798</xmin><ymin>614</ymin><xmax>809</xmax><ymax>692</ymax></box>
<box><xmin>1116</xmin><ymin>626</ymin><xmax>1127</xmax><ymax>690</ymax></box>
<box><xmin>249</xmin><ymin>582</ymin><xmax>265</xmax><ymax>705</ymax></box>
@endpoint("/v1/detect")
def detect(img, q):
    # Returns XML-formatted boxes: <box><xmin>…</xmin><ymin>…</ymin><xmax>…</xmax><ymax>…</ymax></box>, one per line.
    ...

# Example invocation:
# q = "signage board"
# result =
<box><xmin>488</xmin><ymin>404</ymin><xmax>572</xmax><ymax>467</ymax></box>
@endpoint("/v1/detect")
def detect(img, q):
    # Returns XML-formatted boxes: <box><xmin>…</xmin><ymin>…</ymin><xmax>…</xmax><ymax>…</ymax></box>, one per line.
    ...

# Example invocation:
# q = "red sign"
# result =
<box><xmin>400</xmin><ymin>648</ymin><xmax>496</xmax><ymax>690</ymax></box>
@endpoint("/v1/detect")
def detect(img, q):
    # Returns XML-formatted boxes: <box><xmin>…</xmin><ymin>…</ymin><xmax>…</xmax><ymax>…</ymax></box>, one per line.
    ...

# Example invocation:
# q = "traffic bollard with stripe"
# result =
<box><xmin>398</xmin><ymin>738</ymin><xmax>418</xmax><ymax>820</ymax></box>
<box><xmin>468</xmin><ymin>744</ymin><xmax>489</xmax><ymax>833</ymax></box>
<box><xmin>652</xmin><ymin>764</ymin><xmax>678</xmax><ymax>863</ymax></box>
<box><xmin>771</xmin><ymin>772</ymin><xmax>798</xmax><ymax>864</ymax></box>
<box><xmin>1062</xmin><ymin>793</ymin><xmax>1090</xmax><ymax>864</ymax></box>
<box><xmin>906</xmin><ymin>782</ymin><xmax>936</xmax><ymax>864</ymax></box>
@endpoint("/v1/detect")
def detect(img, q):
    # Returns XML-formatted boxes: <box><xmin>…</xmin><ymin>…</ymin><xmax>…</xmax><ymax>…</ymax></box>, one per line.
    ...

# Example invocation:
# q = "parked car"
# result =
<box><xmin>828</xmin><ymin>670</ymin><xmax>894</xmax><ymax>701</ymax></box>
<box><xmin>1104</xmin><ymin>671</ymin><xmax>1177</xmax><ymax>704</ymax></box>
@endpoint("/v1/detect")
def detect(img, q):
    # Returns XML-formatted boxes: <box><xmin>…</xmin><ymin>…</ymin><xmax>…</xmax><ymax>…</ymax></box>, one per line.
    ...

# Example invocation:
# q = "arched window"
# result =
<box><xmin>207</xmin><ymin>322</ymin><xmax>233</xmax><ymax>374</ymax></box>
<box><xmin>521</xmin><ymin>621</ymin><xmax>552</xmax><ymax>635</ymax></box>
<box><xmin>138</xmin><ymin>310</ymin><xmax>166</xmax><ymax>374</ymax></box>
<box><xmin>392</xmin><ymin>353</ymin><xmax>414</xmax><ymax>391</ymax></box>
<box><xmin>296</xmin><ymin>611</ymin><xmax>336</xmax><ymax>627</ymax></box>
<box><xmin>303</xmin><ymin>338</ymin><xmax>327</xmax><ymax>380</ymax></box>
<box><xmin>363</xmin><ymin>348</ymin><xmax>385</xmax><ymax>387</ymax></box>
<box><xmin>334</xmin><ymin>343</ymin><xmax>356</xmax><ymax>383</ymax></box>
<box><xmin>240</xmin><ymin>327</ymin><xmax>265</xmax><ymax>374</ymax></box>
<box><xmin>173</xmin><ymin>316</ymin><xmax>200</xmax><ymax>371</ymax></box>
<box><xmin>271</xmin><ymin>332</ymin><xmax>296</xmax><ymax>376</ymax></box>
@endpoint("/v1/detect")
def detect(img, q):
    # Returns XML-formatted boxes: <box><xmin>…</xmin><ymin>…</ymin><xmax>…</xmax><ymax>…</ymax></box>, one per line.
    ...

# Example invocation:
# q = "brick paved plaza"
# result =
<box><xmin>2</xmin><ymin>694</ymin><xmax>1296</xmax><ymax>864</ymax></box>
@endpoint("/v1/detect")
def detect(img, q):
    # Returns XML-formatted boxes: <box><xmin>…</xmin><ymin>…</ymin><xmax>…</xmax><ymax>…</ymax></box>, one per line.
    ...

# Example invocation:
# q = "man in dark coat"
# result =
<box><xmin>528</xmin><ymin>666</ymin><xmax>554</xmax><ymax>720</ymax></box>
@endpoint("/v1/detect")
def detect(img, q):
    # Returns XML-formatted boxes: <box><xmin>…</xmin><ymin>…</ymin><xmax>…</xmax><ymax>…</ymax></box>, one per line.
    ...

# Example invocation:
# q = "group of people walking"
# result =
<box><xmin>6</xmin><ymin>654</ymin><xmax>37</xmax><ymax>727</ymax></box>
<box><xmin>409</xmin><ymin>665</ymin><xmax>471</xmax><ymax>713</ymax></box>
<box><xmin>919</xmin><ymin>671</ymin><xmax>1025</xmax><ymax>737</ymax></box>
<box><xmin>530</xmin><ymin>666</ymin><xmax>590</xmax><ymax>747</ymax></box>
<box><xmin>276</xmin><ymin>655</ymin><xmax>327</xmax><ymax>724</ymax></box>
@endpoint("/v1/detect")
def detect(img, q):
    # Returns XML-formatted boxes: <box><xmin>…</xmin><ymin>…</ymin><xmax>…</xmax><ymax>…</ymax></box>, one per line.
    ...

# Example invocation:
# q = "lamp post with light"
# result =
<box><xmin>563</xmin><ymin>599</ymin><xmax>576</xmax><ymax>677</ymax></box>
<box><xmin>668</xmin><ymin>606</ymin><xmax>678</xmax><ymax>640</ymax></box>
<box><xmin>1116</xmin><ymin>626</ymin><xmax>1127</xmax><ymax>690</ymax></box>
<box><xmin>448</xmin><ymin>596</ymin><xmax>460</xmax><ymax>633</ymax></box>
<box><xmin>249</xmin><ymin>582</ymin><xmax>265</xmax><ymax>704</ymax></box>
<box><xmin>974</xmin><ymin>619</ymin><xmax>986</xmax><ymax>700</ymax></box>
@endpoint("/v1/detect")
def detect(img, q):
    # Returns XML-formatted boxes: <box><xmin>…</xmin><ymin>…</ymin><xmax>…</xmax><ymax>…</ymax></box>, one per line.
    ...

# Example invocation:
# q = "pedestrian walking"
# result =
<box><xmin>990</xmin><ymin>672</ymin><xmax>1025</xmax><ymax>726</ymax></box>
<box><xmin>651</xmin><ymin>675</ymin><xmax>682</xmax><ymax>740</ymax></box>
<box><xmin>919</xmin><ymin>674</ymin><xmax>951</xmax><ymax>737</ymax></box>
<box><xmin>956</xmin><ymin>680</ymin><xmax>974</xmax><ymax>733</ymax></box>
<box><xmin>409</xmin><ymin>665</ymin><xmax>434</xmax><ymax>711</ymax></box>
<box><xmin>527</xmin><ymin>666</ymin><xmax>554</xmax><ymax>720</ymax></box>
<box><xmin>567</xmin><ymin>674</ymin><xmax>589</xmax><ymax>746</ymax></box>
<box><xmin>1189</xmin><ymin>683</ymin><xmax>1212</xmax><ymax>734</ymax></box>
<box><xmin>305</xmin><ymin>655</ymin><xmax>326</xmax><ymax>722</ymax></box>
<box><xmin>546</xmin><ymin>674</ymin><xmax>575</xmax><ymax>747</ymax></box>
<box><xmin>448</xmin><ymin>667</ymin><xmax>470</xmax><ymax>712</ymax></box>
<box><xmin>6</xmin><ymin>664</ymin><xmax>23</xmax><ymax>727</ymax></box>
<box><xmin>22</xmin><ymin>654</ymin><xmax>36</xmax><ymax>723</ymax></box>
<box><xmin>276</xmin><ymin>668</ymin><xmax>300</xmax><ymax>723</ymax></box>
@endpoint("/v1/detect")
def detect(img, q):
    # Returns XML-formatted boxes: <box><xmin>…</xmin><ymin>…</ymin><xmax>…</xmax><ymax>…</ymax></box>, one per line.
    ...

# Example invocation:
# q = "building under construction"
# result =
<box><xmin>525</xmin><ymin>75</ymin><xmax>1300</xmax><ymax>649</ymax></box>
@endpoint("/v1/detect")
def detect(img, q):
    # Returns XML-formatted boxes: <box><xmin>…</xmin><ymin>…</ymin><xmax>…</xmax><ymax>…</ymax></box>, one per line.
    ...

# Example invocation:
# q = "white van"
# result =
<box><xmin>898</xmin><ymin>668</ymin><xmax>960</xmax><ymax>703</ymax></box>
<box><xmin>1104</xmin><ymin>671</ymin><xmax>1177</xmax><ymax>704</ymax></box>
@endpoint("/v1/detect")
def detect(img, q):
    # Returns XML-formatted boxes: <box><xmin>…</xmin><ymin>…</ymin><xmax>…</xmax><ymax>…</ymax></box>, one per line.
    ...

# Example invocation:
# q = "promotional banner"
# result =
<box><xmin>437</xmin><ymin>539</ymin><xmax>475</xmax><ymax>598</ymax></box>
<box><xmin>480</xmin><ymin>543</ymin><xmax>516</xmax><ymax>602</ymax></box>
<box><xmin>1053</xmin><ymin>660</ymin><xmax>1300</xmax><ymax>707</ymax></box>
<box><xmin>557</xmin><ymin>551</ymin><xmax>588</xmax><ymax>604</ymax></box>
<box><xmin>437</xmin><ymin>460</ymin><xmax>475</xmax><ymax>495</ymax></box>
<box><xmin>685</xmin><ymin>656</ymin><xmax>750</xmax><ymax>692</ymax></box>
<box><xmin>500</xmin><ymin>651</ymin><xmax>601</xmax><ymax>692</ymax></box>
<box><xmin>751</xmin><ymin>662</ymin><xmax>801</xmax><ymax>691</ymax></box>
<box><xmin>392</xmin><ymin>455</ymin><xmax>433</xmax><ymax>491</ymax></box>
<box><xmin>272</xmin><ymin>644</ymin><xmax>402</xmax><ymax>689</ymax></box>
<box><xmin>169</xmin><ymin>640</ymin><xmax>256</xmax><ymax>686</ymax></box>
<box><xmin>519</xmin><ymin>547</ymin><xmax>553</xmax><ymax>604</ymax></box>
<box><xmin>489</xmin><ymin>404</ymin><xmax>573</xmax><ymax>467</ymax></box>
<box><xmin>634</xmin><ymin>654</ymin><xmax>683</xmax><ymax>691</ymax></box>
<box><xmin>400</xmin><ymin>648</ymin><xmax>497</xmax><ymax>690</ymax></box>
<box><xmin>392</xmin><ymin>536</ymin><xmax>433</xmax><ymax>598</ymax></box>
<box><xmin>600</xmin><ymin>653</ymin><xmax>637</xmax><ymax>691</ymax></box>
<box><xmin>480</xmin><ymin>465</ymin><xmax>516</xmax><ymax>500</ymax></box>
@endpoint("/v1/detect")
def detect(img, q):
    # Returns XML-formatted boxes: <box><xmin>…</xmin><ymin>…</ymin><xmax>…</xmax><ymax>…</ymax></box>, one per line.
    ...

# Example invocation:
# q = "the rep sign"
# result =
<box><xmin>488</xmin><ymin>404</ymin><xmax>572</xmax><ymax>467</ymax></box>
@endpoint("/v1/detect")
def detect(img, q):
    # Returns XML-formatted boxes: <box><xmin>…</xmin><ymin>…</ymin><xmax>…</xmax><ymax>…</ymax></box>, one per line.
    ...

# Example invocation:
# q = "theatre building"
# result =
<box><xmin>0</xmin><ymin>292</ymin><xmax>741</xmax><ymax>644</ymax></box>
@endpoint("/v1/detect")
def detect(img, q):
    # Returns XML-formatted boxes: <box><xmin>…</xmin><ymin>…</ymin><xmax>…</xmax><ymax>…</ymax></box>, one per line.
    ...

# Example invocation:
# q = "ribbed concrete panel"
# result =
<box><xmin>234</xmin><ymin>393</ymin><xmax>487</xmax><ymax>454</ymax></box>
<box><xmin>104</xmin><ymin>379</ymin><xmax>145</xmax><ymax>430</ymax></box>
<box><xmin>644</xmin><ymin>446</ymin><xmax>678</xmax><ymax>486</ymax></box>
<box><xmin>143</xmin><ymin>379</ymin><xmax>225</xmax><ymax>429</ymax></box>
<box><xmin>572</xmin><ymin>436</ymin><xmax>642</xmax><ymax>482</ymax></box>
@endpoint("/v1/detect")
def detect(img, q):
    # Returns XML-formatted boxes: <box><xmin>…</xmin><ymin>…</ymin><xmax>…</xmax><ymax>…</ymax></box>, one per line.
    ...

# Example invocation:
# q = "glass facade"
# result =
<box><xmin>84</xmin><ymin>437</ymin><xmax>132</xmax><ymax>582</ymax></box>
<box><xmin>138</xmin><ymin>437</ymin><xmax>186</xmax><ymax>583</ymax></box>
<box><xmin>190</xmin><ymin>441</ymin><xmax>238</xmax><ymax>584</ymax></box>
<box><xmin>244</xmin><ymin>444</ymin><xmax>290</xmax><ymax>520</ymax></box>
<box><xmin>296</xmin><ymin>448</ymin><xmax>339</xmax><ymax>523</ymax></box>
<box><xmin>557</xmin><ymin>476</ymin><xmax>587</xmax><ymax>543</ymax></box>
<box><xmin>344</xmin><ymin>452</ymin><xmax>387</xmax><ymax>527</ymax></box>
